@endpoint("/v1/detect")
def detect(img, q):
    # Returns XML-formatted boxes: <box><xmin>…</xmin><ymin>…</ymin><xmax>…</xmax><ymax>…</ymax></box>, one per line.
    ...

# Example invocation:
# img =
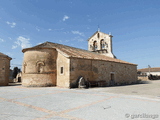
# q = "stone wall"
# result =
<box><xmin>22</xmin><ymin>48</ymin><xmax>57</xmax><ymax>87</ymax></box>
<box><xmin>0</xmin><ymin>57</ymin><xmax>11</xmax><ymax>86</ymax></box>
<box><xmin>92</xmin><ymin>60</ymin><xmax>137</xmax><ymax>85</ymax></box>
<box><xmin>22</xmin><ymin>74</ymin><xmax>56</xmax><ymax>87</ymax></box>
<box><xmin>70</xmin><ymin>58</ymin><xmax>137</xmax><ymax>87</ymax></box>
<box><xmin>56</xmin><ymin>52</ymin><xmax>70</xmax><ymax>88</ymax></box>
<box><xmin>70</xmin><ymin>58</ymin><xmax>93</xmax><ymax>87</ymax></box>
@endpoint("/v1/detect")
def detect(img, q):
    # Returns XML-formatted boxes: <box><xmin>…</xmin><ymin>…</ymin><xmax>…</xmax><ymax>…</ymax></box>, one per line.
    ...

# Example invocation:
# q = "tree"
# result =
<box><xmin>12</xmin><ymin>67</ymin><xmax>19</xmax><ymax>78</ymax></box>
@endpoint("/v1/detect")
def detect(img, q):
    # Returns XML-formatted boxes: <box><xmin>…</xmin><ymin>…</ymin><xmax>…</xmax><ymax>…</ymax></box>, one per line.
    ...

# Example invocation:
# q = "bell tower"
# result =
<box><xmin>88</xmin><ymin>31</ymin><xmax>116</xmax><ymax>58</ymax></box>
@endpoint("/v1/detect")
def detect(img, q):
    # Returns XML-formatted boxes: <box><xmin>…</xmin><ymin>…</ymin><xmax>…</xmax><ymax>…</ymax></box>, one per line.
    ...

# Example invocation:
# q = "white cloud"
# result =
<box><xmin>54</xmin><ymin>28</ymin><xmax>64</xmax><ymax>31</ymax></box>
<box><xmin>63</xmin><ymin>31</ymin><xmax>70</xmax><ymax>34</ymax></box>
<box><xmin>4</xmin><ymin>52</ymin><xmax>13</xmax><ymax>57</ymax></box>
<box><xmin>73</xmin><ymin>36</ymin><xmax>85</xmax><ymax>42</ymax></box>
<box><xmin>78</xmin><ymin>38</ymin><xmax>84</xmax><ymax>42</ymax></box>
<box><xmin>12</xmin><ymin>36</ymin><xmax>32</xmax><ymax>49</ymax></box>
<box><xmin>0</xmin><ymin>38</ymin><xmax>4</xmax><ymax>42</ymax></box>
<box><xmin>8</xmin><ymin>37</ymin><xmax>12</xmax><ymax>40</ymax></box>
<box><xmin>6</xmin><ymin>21</ymin><xmax>16</xmax><ymax>28</ymax></box>
<box><xmin>65</xmin><ymin>40</ymin><xmax>69</xmax><ymax>42</ymax></box>
<box><xmin>71</xmin><ymin>31</ymin><xmax>84</xmax><ymax>36</ymax></box>
<box><xmin>59</xmin><ymin>40</ymin><xmax>62</xmax><ymax>43</ymax></box>
<box><xmin>87</xmin><ymin>27</ymin><xmax>90</xmax><ymax>29</ymax></box>
<box><xmin>48</xmin><ymin>29</ymin><xmax>52</xmax><ymax>31</ymax></box>
<box><xmin>37</xmin><ymin>42</ymin><xmax>42</xmax><ymax>45</ymax></box>
<box><xmin>12</xmin><ymin>45</ymin><xmax>18</xmax><ymax>49</ymax></box>
<box><xmin>36</xmin><ymin>27</ymin><xmax>40</xmax><ymax>32</ymax></box>
<box><xmin>63</xmin><ymin>15</ymin><xmax>69</xmax><ymax>21</ymax></box>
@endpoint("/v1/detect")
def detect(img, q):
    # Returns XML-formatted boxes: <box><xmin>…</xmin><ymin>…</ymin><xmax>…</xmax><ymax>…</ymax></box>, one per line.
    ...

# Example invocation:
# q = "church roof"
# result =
<box><xmin>138</xmin><ymin>67</ymin><xmax>160</xmax><ymax>72</ymax></box>
<box><xmin>0</xmin><ymin>52</ymin><xmax>12</xmax><ymax>60</ymax></box>
<box><xmin>22</xmin><ymin>42</ymin><xmax>136</xmax><ymax>65</ymax></box>
<box><xmin>0</xmin><ymin>52</ymin><xmax>7</xmax><ymax>56</ymax></box>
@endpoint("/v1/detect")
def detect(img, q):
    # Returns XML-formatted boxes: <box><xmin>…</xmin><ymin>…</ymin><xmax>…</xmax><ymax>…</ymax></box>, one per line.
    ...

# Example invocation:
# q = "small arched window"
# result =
<box><xmin>36</xmin><ymin>61</ymin><xmax>45</xmax><ymax>73</ymax></box>
<box><xmin>93</xmin><ymin>41</ymin><xmax>97</xmax><ymax>51</ymax></box>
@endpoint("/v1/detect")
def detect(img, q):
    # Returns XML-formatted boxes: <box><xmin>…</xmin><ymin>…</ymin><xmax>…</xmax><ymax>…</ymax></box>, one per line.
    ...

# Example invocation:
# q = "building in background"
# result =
<box><xmin>138</xmin><ymin>67</ymin><xmax>160</xmax><ymax>80</ymax></box>
<box><xmin>138</xmin><ymin>67</ymin><xmax>160</xmax><ymax>76</ymax></box>
<box><xmin>0</xmin><ymin>52</ymin><xmax>12</xmax><ymax>86</ymax></box>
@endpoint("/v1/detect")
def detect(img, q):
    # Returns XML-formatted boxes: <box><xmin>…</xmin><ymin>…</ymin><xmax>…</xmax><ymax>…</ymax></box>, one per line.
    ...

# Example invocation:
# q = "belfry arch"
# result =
<box><xmin>88</xmin><ymin>31</ymin><xmax>116</xmax><ymax>58</ymax></box>
<box><xmin>93</xmin><ymin>41</ymin><xmax>98</xmax><ymax>51</ymax></box>
<box><xmin>100</xmin><ymin>39</ymin><xmax>105</xmax><ymax>49</ymax></box>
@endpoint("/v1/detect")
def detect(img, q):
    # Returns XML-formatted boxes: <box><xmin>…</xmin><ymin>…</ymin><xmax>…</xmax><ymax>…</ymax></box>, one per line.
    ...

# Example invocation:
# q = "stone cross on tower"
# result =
<box><xmin>88</xmin><ymin>31</ymin><xmax>116</xmax><ymax>58</ymax></box>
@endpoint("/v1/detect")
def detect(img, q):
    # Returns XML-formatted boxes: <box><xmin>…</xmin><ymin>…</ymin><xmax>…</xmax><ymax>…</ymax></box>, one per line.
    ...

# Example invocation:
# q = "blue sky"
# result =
<box><xmin>0</xmin><ymin>0</ymin><xmax>160</xmax><ymax>69</ymax></box>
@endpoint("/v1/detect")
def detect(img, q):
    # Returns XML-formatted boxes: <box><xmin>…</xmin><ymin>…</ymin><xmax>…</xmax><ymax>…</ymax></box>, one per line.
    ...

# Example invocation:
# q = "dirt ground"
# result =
<box><xmin>91</xmin><ymin>80</ymin><xmax>160</xmax><ymax>99</ymax></box>
<box><xmin>9</xmin><ymin>80</ymin><xmax>160</xmax><ymax>99</ymax></box>
<box><xmin>2</xmin><ymin>80</ymin><xmax>159</xmax><ymax>120</ymax></box>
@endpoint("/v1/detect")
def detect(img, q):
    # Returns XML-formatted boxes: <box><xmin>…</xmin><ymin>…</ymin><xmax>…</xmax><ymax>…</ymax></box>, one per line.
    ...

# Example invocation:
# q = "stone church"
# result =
<box><xmin>22</xmin><ymin>31</ymin><xmax>137</xmax><ymax>88</ymax></box>
<box><xmin>0</xmin><ymin>52</ymin><xmax>12</xmax><ymax>86</ymax></box>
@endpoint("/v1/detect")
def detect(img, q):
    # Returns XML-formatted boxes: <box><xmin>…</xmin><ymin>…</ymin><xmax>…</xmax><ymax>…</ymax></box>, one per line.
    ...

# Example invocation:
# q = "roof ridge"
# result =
<box><xmin>138</xmin><ymin>67</ymin><xmax>160</xmax><ymax>72</ymax></box>
<box><xmin>138</xmin><ymin>67</ymin><xmax>160</xmax><ymax>70</ymax></box>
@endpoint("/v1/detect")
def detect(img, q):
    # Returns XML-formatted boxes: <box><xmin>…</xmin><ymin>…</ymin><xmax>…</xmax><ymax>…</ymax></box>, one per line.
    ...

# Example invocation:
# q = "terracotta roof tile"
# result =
<box><xmin>138</xmin><ymin>67</ymin><xmax>160</xmax><ymax>72</ymax></box>
<box><xmin>22</xmin><ymin>42</ymin><xmax>137</xmax><ymax>65</ymax></box>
